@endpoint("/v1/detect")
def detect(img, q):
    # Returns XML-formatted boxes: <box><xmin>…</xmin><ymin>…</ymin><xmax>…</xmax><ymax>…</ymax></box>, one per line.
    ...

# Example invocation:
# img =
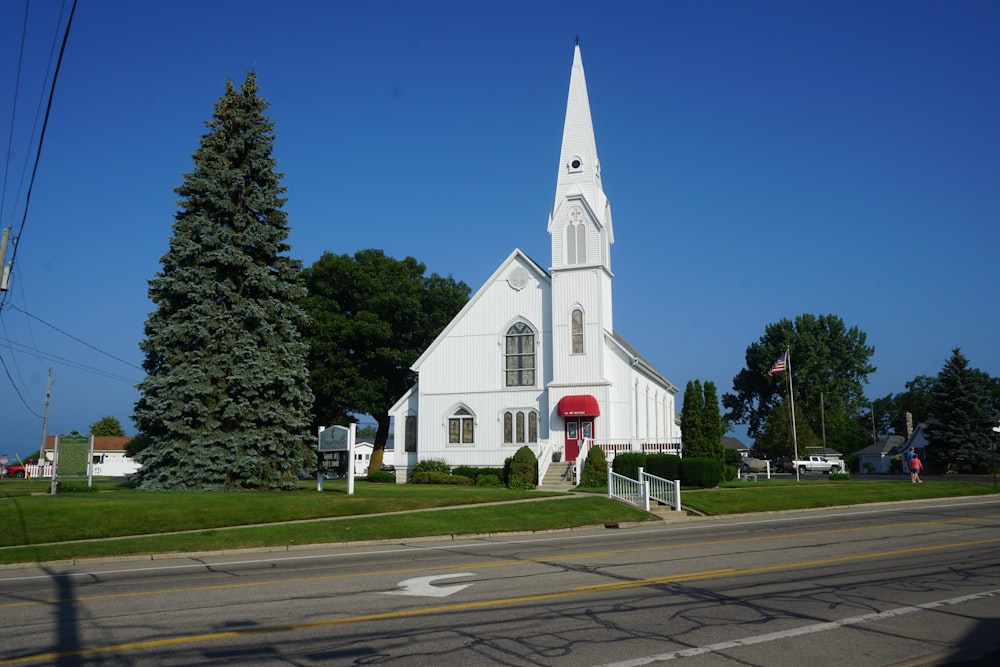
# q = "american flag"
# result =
<box><xmin>768</xmin><ymin>351</ymin><xmax>787</xmax><ymax>376</ymax></box>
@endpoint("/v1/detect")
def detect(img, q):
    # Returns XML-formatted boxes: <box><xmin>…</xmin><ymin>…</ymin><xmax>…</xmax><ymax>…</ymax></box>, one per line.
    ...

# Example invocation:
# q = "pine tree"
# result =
<box><xmin>702</xmin><ymin>381</ymin><xmax>725</xmax><ymax>460</ymax></box>
<box><xmin>925</xmin><ymin>348</ymin><xmax>998</xmax><ymax>473</ymax></box>
<box><xmin>133</xmin><ymin>73</ymin><xmax>314</xmax><ymax>490</ymax></box>
<box><xmin>680</xmin><ymin>380</ymin><xmax>706</xmax><ymax>456</ymax></box>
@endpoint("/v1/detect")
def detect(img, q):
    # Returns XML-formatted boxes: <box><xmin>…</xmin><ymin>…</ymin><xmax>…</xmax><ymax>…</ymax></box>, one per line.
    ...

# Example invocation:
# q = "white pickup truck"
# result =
<box><xmin>792</xmin><ymin>455</ymin><xmax>844</xmax><ymax>474</ymax></box>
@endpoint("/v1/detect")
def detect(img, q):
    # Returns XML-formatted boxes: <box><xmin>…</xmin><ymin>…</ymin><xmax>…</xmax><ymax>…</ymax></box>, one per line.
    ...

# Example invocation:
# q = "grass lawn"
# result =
<box><xmin>0</xmin><ymin>476</ymin><xmax>996</xmax><ymax>566</ymax></box>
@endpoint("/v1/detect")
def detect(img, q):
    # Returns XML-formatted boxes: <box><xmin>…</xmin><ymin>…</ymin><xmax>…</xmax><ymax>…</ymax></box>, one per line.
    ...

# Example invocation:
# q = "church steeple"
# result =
<box><xmin>547</xmin><ymin>43</ymin><xmax>615</xmax><ymax>384</ymax></box>
<box><xmin>548</xmin><ymin>43</ymin><xmax>614</xmax><ymax>273</ymax></box>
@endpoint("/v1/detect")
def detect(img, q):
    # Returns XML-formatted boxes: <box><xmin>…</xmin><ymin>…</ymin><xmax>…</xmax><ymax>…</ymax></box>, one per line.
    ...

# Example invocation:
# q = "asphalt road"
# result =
<box><xmin>1</xmin><ymin>496</ymin><xmax>998</xmax><ymax>666</ymax></box>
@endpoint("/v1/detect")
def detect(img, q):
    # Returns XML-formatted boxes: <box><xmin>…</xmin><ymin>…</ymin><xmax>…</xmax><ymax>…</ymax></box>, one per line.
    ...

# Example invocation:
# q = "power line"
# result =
<box><xmin>0</xmin><ymin>336</ymin><xmax>138</xmax><ymax>384</ymax></box>
<box><xmin>1</xmin><ymin>0</ymin><xmax>77</xmax><ymax>310</ymax></box>
<box><xmin>7</xmin><ymin>304</ymin><xmax>143</xmax><ymax>372</ymax></box>
<box><xmin>0</xmin><ymin>352</ymin><xmax>42</xmax><ymax>418</ymax></box>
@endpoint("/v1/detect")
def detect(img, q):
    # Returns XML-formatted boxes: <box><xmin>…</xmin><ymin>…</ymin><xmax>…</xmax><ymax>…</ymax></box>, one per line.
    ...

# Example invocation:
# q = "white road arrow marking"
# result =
<box><xmin>383</xmin><ymin>572</ymin><xmax>475</xmax><ymax>598</ymax></box>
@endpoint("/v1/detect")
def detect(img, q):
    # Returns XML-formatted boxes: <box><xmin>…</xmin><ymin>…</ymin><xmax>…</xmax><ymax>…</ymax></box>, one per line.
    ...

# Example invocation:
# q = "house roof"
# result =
<box><xmin>721</xmin><ymin>437</ymin><xmax>749</xmax><ymax>452</ymax></box>
<box><xmin>43</xmin><ymin>435</ymin><xmax>132</xmax><ymax>453</ymax></box>
<box><xmin>855</xmin><ymin>434</ymin><xmax>905</xmax><ymax>458</ymax></box>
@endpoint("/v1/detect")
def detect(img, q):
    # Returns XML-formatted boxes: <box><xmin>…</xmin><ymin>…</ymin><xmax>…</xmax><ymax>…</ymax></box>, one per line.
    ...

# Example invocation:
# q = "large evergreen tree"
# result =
<box><xmin>925</xmin><ymin>348</ymin><xmax>999</xmax><ymax>474</ymax></box>
<box><xmin>301</xmin><ymin>249</ymin><xmax>470</xmax><ymax>472</ymax></box>
<box><xmin>133</xmin><ymin>73</ymin><xmax>313</xmax><ymax>490</ymax></box>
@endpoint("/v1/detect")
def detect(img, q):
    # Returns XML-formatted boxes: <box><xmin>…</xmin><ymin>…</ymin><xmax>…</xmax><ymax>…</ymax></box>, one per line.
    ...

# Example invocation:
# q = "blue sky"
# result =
<box><xmin>1</xmin><ymin>0</ymin><xmax>998</xmax><ymax>460</ymax></box>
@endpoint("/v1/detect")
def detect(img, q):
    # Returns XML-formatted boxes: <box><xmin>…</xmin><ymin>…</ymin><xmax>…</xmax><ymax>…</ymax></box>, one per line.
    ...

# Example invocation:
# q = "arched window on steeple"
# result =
<box><xmin>566</xmin><ymin>207</ymin><xmax>587</xmax><ymax>265</ymax></box>
<box><xmin>571</xmin><ymin>308</ymin><xmax>584</xmax><ymax>354</ymax></box>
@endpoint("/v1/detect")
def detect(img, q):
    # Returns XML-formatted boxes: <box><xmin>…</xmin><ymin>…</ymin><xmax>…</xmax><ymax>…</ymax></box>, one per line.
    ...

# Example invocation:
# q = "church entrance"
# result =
<box><xmin>564</xmin><ymin>417</ymin><xmax>594</xmax><ymax>462</ymax></box>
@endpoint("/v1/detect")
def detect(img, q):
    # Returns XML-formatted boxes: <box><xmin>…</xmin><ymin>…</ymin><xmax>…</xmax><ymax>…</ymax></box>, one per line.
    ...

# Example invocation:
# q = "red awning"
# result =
<box><xmin>558</xmin><ymin>395</ymin><xmax>600</xmax><ymax>417</ymax></box>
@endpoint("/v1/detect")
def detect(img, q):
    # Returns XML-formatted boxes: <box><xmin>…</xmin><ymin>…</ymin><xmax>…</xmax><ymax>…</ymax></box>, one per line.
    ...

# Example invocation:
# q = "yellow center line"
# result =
<box><xmin>1</xmin><ymin>514</ymin><xmax>995</xmax><ymax>610</ymax></box>
<box><xmin>2</xmin><ymin>535</ymin><xmax>999</xmax><ymax>665</ymax></box>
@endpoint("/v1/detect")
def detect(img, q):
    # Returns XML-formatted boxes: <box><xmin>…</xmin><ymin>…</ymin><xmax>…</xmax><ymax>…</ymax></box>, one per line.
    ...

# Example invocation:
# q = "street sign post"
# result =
<box><xmin>317</xmin><ymin>423</ymin><xmax>356</xmax><ymax>494</ymax></box>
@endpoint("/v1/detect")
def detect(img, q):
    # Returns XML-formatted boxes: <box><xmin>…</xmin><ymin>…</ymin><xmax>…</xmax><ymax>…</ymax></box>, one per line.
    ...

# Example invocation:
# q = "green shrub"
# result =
<box><xmin>475</xmin><ymin>474</ymin><xmax>502</xmax><ymax>488</ymax></box>
<box><xmin>722</xmin><ymin>465</ymin><xmax>738</xmax><ymax>482</ymax></box>
<box><xmin>504</xmin><ymin>446</ymin><xmax>538</xmax><ymax>489</ymax></box>
<box><xmin>580</xmin><ymin>445</ymin><xmax>608</xmax><ymax>488</ymax></box>
<box><xmin>412</xmin><ymin>459</ymin><xmax>451</xmax><ymax>475</ymax></box>
<box><xmin>410</xmin><ymin>471</ymin><xmax>473</xmax><ymax>485</ymax></box>
<box><xmin>646</xmin><ymin>453</ymin><xmax>681</xmax><ymax>480</ymax></box>
<box><xmin>55</xmin><ymin>482</ymin><xmax>98</xmax><ymax>493</ymax></box>
<box><xmin>453</xmin><ymin>466</ymin><xmax>503</xmax><ymax>483</ymax></box>
<box><xmin>679</xmin><ymin>457</ymin><xmax>723</xmax><ymax>488</ymax></box>
<box><xmin>366</xmin><ymin>471</ymin><xmax>395</xmax><ymax>483</ymax></box>
<box><xmin>612</xmin><ymin>452</ymin><xmax>645</xmax><ymax>479</ymax></box>
<box><xmin>828</xmin><ymin>471</ymin><xmax>852</xmax><ymax>481</ymax></box>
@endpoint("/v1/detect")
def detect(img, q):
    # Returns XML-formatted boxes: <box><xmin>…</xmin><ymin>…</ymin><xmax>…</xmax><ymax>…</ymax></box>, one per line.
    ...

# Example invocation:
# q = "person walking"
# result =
<box><xmin>909</xmin><ymin>452</ymin><xmax>923</xmax><ymax>483</ymax></box>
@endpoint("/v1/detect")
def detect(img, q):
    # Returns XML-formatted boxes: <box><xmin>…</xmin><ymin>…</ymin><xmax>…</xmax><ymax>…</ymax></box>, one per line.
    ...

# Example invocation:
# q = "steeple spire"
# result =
<box><xmin>548</xmin><ymin>44</ymin><xmax>614</xmax><ymax>271</ymax></box>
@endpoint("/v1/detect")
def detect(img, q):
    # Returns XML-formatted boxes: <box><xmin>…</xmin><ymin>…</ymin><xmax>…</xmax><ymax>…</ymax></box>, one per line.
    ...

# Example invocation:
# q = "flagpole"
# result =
<box><xmin>786</xmin><ymin>349</ymin><xmax>800</xmax><ymax>481</ymax></box>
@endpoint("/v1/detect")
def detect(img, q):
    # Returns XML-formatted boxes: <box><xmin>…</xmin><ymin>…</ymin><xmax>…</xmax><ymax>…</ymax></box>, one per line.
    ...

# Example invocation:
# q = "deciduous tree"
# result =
<box><xmin>723</xmin><ymin>314</ymin><xmax>875</xmax><ymax>455</ymax></box>
<box><xmin>133</xmin><ymin>73</ymin><xmax>313</xmax><ymax>490</ymax></box>
<box><xmin>301</xmin><ymin>249</ymin><xmax>469</xmax><ymax>471</ymax></box>
<box><xmin>89</xmin><ymin>416</ymin><xmax>126</xmax><ymax>437</ymax></box>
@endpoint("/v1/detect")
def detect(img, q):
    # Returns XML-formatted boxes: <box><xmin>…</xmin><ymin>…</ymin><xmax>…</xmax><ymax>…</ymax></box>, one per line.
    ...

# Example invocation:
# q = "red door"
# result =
<box><xmin>564</xmin><ymin>418</ymin><xmax>595</xmax><ymax>462</ymax></box>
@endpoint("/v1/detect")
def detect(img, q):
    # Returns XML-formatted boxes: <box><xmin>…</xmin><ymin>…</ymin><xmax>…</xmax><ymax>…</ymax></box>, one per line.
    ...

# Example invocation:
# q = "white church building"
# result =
<box><xmin>389</xmin><ymin>45</ymin><xmax>681</xmax><ymax>479</ymax></box>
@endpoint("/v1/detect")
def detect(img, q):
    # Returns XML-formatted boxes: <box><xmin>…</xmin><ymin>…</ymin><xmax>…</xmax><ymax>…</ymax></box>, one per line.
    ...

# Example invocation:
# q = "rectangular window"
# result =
<box><xmin>405</xmin><ymin>416</ymin><xmax>417</xmax><ymax>452</ymax></box>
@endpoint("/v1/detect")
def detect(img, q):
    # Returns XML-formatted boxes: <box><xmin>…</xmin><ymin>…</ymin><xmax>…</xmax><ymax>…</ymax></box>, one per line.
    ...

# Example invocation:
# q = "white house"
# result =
<box><xmin>389</xmin><ymin>45</ymin><xmax>680</xmax><ymax>479</ymax></box>
<box><xmin>352</xmin><ymin>441</ymin><xmax>395</xmax><ymax>476</ymax></box>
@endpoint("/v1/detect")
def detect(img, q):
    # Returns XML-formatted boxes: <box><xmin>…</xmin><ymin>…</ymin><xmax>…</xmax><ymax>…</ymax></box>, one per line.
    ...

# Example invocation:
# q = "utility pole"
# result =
<box><xmin>0</xmin><ymin>226</ymin><xmax>11</xmax><ymax>291</ymax></box>
<box><xmin>41</xmin><ymin>369</ymin><xmax>52</xmax><ymax>470</ymax></box>
<box><xmin>820</xmin><ymin>392</ymin><xmax>827</xmax><ymax>456</ymax></box>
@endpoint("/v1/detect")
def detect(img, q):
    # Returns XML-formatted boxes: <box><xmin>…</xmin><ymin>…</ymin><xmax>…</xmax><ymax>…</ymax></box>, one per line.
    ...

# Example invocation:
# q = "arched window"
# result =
<box><xmin>505</xmin><ymin>322</ymin><xmax>535</xmax><ymax>386</ymax></box>
<box><xmin>503</xmin><ymin>410</ymin><xmax>539</xmax><ymax>444</ymax></box>
<box><xmin>448</xmin><ymin>407</ymin><xmax>474</xmax><ymax>444</ymax></box>
<box><xmin>571</xmin><ymin>308</ymin><xmax>584</xmax><ymax>354</ymax></box>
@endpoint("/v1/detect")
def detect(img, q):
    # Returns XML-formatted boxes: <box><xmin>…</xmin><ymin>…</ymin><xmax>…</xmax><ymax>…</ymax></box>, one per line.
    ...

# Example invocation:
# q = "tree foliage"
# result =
<box><xmin>132</xmin><ymin>73</ymin><xmax>313</xmax><ymax>490</ymax></box>
<box><xmin>681</xmin><ymin>380</ymin><xmax>724</xmax><ymax>459</ymax></box>
<box><xmin>754</xmin><ymin>399</ymin><xmax>820</xmax><ymax>460</ymax></box>
<box><xmin>925</xmin><ymin>348</ymin><xmax>1000</xmax><ymax>474</ymax></box>
<box><xmin>90</xmin><ymin>416</ymin><xmax>126</xmax><ymax>437</ymax></box>
<box><xmin>871</xmin><ymin>375</ymin><xmax>935</xmax><ymax>436</ymax></box>
<box><xmin>723</xmin><ymin>314</ymin><xmax>875</xmax><ymax>454</ymax></box>
<box><xmin>301</xmin><ymin>249</ymin><xmax>470</xmax><ymax>471</ymax></box>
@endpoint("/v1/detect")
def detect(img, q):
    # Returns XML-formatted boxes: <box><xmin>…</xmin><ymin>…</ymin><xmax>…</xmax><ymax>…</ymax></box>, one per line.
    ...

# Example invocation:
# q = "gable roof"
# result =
<box><xmin>608</xmin><ymin>331</ymin><xmax>677</xmax><ymax>393</ymax></box>
<box><xmin>410</xmin><ymin>248</ymin><xmax>549</xmax><ymax>371</ymax></box>
<box><xmin>721</xmin><ymin>437</ymin><xmax>749</xmax><ymax>452</ymax></box>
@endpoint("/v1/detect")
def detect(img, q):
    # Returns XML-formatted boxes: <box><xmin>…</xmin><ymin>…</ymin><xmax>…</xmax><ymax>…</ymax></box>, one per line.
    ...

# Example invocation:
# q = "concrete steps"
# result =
<box><xmin>538</xmin><ymin>461</ymin><xmax>575</xmax><ymax>491</ymax></box>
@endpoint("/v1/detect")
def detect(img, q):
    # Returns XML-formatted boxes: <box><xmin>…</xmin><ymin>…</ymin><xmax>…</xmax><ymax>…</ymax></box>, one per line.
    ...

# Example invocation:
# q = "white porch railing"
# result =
<box><xmin>608</xmin><ymin>468</ymin><xmax>649</xmax><ymax>511</ymax></box>
<box><xmin>595</xmin><ymin>438</ymin><xmax>682</xmax><ymax>459</ymax></box>
<box><xmin>640</xmin><ymin>467</ymin><xmax>682</xmax><ymax>511</ymax></box>
<box><xmin>607</xmin><ymin>466</ymin><xmax>682</xmax><ymax>513</ymax></box>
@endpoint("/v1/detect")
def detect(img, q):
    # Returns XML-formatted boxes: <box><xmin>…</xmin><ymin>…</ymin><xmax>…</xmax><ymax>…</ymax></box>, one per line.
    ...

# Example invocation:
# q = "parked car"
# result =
<box><xmin>774</xmin><ymin>457</ymin><xmax>794</xmax><ymax>473</ymax></box>
<box><xmin>2</xmin><ymin>464</ymin><xmax>26</xmax><ymax>478</ymax></box>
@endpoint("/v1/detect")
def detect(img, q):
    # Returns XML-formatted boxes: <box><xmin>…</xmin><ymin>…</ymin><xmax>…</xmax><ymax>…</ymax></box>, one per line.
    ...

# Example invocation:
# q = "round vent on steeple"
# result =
<box><xmin>568</xmin><ymin>156</ymin><xmax>583</xmax><ymax>172</ymax></box>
